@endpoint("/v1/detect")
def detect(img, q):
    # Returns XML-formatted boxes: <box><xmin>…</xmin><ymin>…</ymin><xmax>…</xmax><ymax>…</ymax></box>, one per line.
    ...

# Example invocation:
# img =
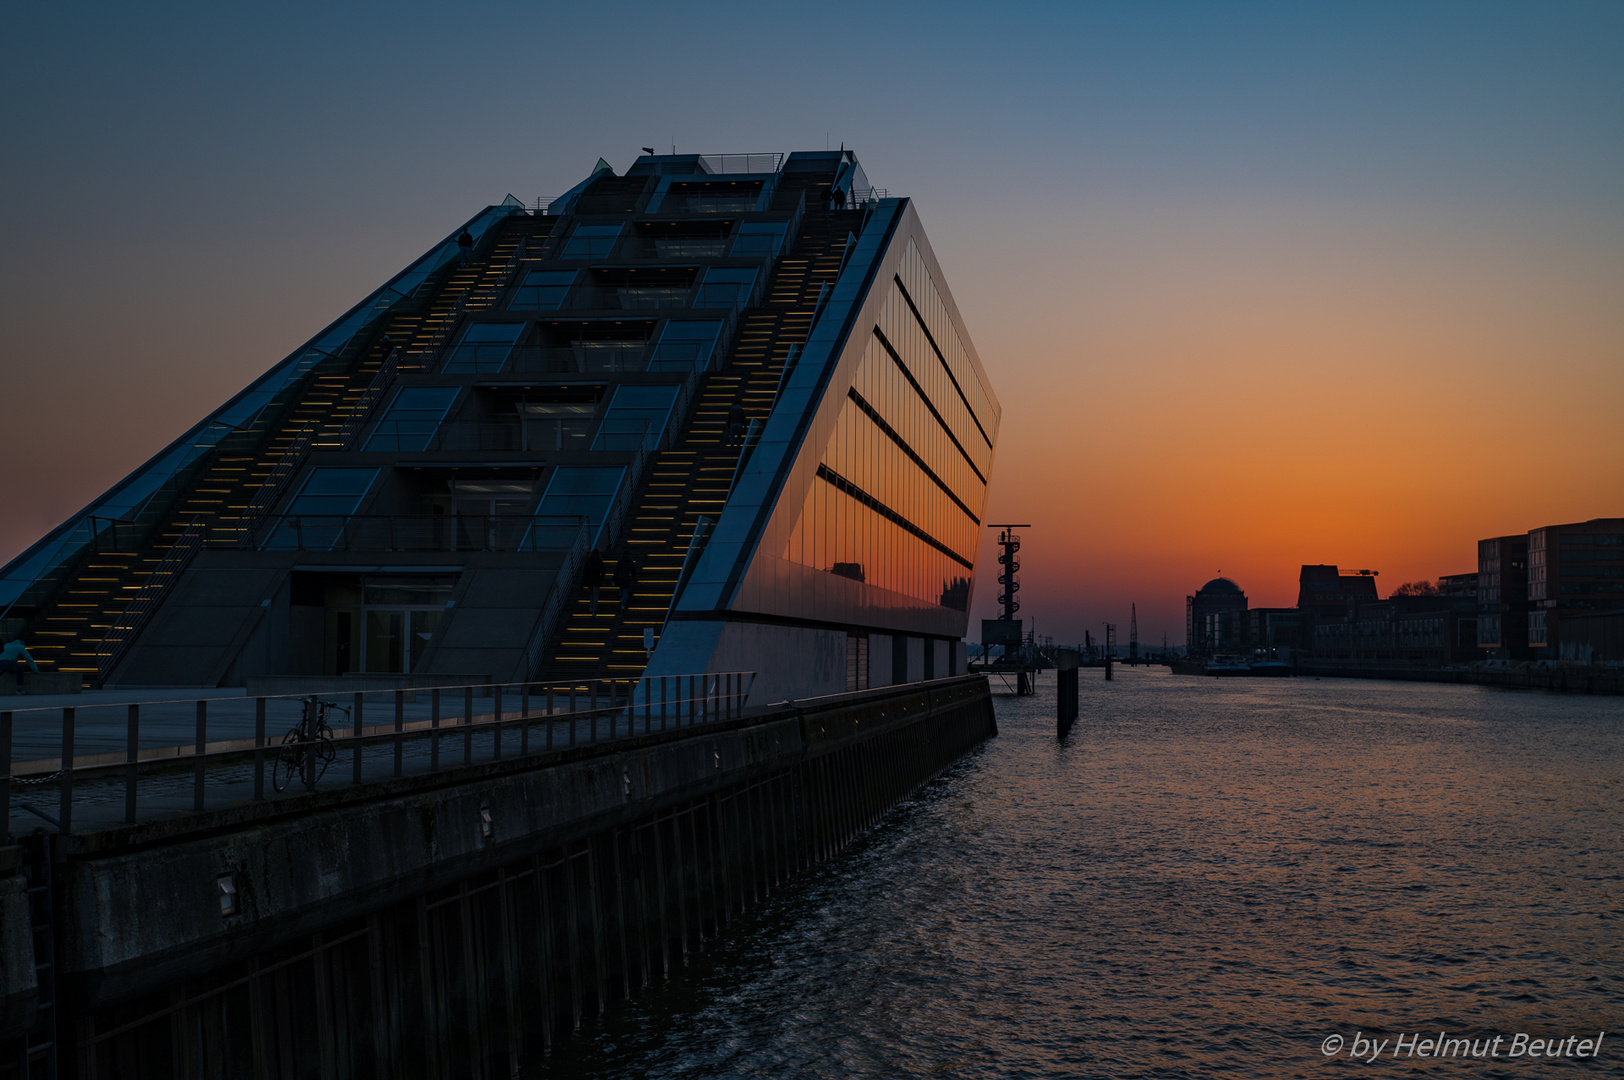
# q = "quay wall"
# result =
<box><xmin>1</xmin><ymin>676</ymin><xmax>995</xmax><ymax>1079</ymax></box>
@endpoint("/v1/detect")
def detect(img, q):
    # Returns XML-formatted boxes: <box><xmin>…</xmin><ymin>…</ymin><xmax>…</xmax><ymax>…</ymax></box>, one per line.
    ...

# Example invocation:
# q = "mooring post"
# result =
<box><xmin>1057</xmin><ymin>648</ymin><xmax>1079</xmax><ymax>739</ymax></box>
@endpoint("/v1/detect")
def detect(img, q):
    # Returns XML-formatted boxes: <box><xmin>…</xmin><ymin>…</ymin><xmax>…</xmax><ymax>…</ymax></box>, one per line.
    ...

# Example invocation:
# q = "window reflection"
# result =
<box><xmin>777</xmin><ymin>245</ymin><xmax>998</xmax><ymax>612</ymax></box>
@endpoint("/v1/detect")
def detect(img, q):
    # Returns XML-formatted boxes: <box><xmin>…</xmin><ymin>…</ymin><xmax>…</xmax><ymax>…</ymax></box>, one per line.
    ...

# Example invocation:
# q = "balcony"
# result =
<box><xmin>258</xmin><ymin>515</ymin><xmax>588</xmax><ymax>553</ymax></box>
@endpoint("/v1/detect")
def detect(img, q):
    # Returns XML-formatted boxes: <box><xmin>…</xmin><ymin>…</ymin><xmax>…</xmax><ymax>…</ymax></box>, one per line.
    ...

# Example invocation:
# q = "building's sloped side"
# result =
<box><xmin>0</xmin><ymin>150</ymin><xmax>1001</xmax><ymax>698</ymax></box>
<box><xmin>650</xmin><ymin>199</ymin><xmax>1001</xmax><ymax>704</ymax></box>
<box><xmin>0</xmin><ymin>205</ymin><xmax>523</xmax><ymax>682</ymax></box>
<box><xmin>102</xmin><ymin>154</ymin><xmax>866</xmax><ymax>688</ymax></box>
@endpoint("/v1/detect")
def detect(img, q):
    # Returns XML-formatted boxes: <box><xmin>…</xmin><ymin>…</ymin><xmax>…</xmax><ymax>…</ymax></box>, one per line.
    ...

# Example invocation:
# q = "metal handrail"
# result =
<box><xmin>95</xmin><ymin>516</ymin><xmax>207</xmax><ymax>685</ymax></box>
<box><xmin>524</xmin><ymin>521</ymin><xmax>593</xmax><ymax>682</ymax></box>
<box><xmin>726</xmin><ymin>418</ymin><xmax>764</xmax><ymax>499</ymax></box>
<box><xmin>0</xmin><ymin>671</ymin><xmax>757</xmax><ymax>836</ymax></box>
<box><xmin>253</xmin><ymin>514</ymin><xmax>589</xmax><ymax>553</ymax></box>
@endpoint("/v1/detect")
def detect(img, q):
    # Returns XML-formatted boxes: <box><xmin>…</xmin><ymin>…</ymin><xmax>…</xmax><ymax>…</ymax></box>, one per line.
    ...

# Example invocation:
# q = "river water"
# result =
<box><xmin>529</xmin><ymin>668</ymin><xmax>1624</xmax><ymax>1077</ymax></box>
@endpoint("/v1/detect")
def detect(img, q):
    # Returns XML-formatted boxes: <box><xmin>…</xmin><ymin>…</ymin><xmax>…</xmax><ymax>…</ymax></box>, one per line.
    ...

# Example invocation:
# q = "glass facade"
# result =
<box><xmin>731</xmin><ymin>220</ymin><xmax>789</xmax><ymax>258</ymax></box>
<box><xmin>323</xmin><ymin>575</ymin><xmax>456</xmax><ymax>675</ymax></box>
<box><xmin>535</xmin><ymin>466</ymin><xmax>626</xmax><ymax>545</ymax></box>
<box><xmin>649</xmin><ymin>320</ymin><xmax>721</xmax><ymax>371</ymax></box>
<box><xmin>364</xmin><ymin>386</ymin><xmax>459</xmax><ymax>452</ymax></box>
<box><xmin>443</xmin><ymin>322</ymin><xmax>524</xmax><ymax>373</ymax></box>
<box><xmin>563</xmin><ymin>223</ymin><xmax>622</xmax><ymax>258</ymax></box>
<box><xmin>781</xmin><ymin>245</ymin><xmax>994</xmax><ymax>612</ymax></box>
<box><xmin>591</xmin><ymin>385</ymin><xmax>679</xmax><ymax>450</ymax></box>
<box><xmin>263</xmin><ymin>468</ymin><xmax>379</xmax><ymax>550</ymax></box>
<box><xmin>507</xmin><ymin>269</ymin><xmax>576</xmax><ymax>311</ymax></box>
<box><xmin>694</xmin><ymin>267</ymin><xmax>757</xmax><ymax>309</ymax></box>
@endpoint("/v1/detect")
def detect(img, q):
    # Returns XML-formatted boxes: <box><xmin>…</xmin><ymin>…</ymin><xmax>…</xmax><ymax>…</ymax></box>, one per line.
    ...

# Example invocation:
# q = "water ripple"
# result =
<box><xmin>528</xmin><ymin>671</ymin><xmax>1624</xmax><ymax>1078</ymax></box>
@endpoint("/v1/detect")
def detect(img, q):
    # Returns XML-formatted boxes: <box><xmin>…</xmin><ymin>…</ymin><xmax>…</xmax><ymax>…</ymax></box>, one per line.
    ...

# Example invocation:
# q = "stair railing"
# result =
<box><xmin>523</xmin><ymin>517</ymin><xmax>593</xmax><ymax>683</ymax></box>
<box><xmin>224</xmin><ymin>424</ymin><xmax>316</xmax><ymax>549</ymax></box>
<box><xmin>664</xmin><ymin>515</ymin><xmax>716</xmax><ymax>632</ymax></box>
<box><xmin>772</xmin><ymin>342</ymin><xmax>803</xmax><ymax>402</ymax></box>
<box><xmin>96</xmin><ymin>515</ymin><xmax>207</xmax><ymax>686</ymax></box>
<box><xmin>725</xmin><ymin>417</ymin><xmax>764</xmax><ymax>500</ymax></box>
<box><xmin>406</xmin><ymin>235</ymin><xmax>531</xmax><ymax>374</ymax></box>
<box><xmin>333</xmin><ymin>351</ymin><xmax>400</xmax><ymax>451</ymax></box>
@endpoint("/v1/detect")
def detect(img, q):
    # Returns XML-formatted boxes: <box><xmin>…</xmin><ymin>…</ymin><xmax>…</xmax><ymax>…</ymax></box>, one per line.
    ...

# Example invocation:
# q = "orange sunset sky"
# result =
<box><xmin>4</xmin><ymin>3</ymin><xmax>1622</xmax><ymax>645</ymax></box>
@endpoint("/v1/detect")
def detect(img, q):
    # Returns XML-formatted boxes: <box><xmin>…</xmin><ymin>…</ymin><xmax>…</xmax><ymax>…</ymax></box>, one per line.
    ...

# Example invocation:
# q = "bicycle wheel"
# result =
<box><xmin>271</xmin><ymin>731</ymin><xmax>303</xmax><ymax>793</ymax></box>
<box><xmin>313</xmin><ymin>727</ymin><xmax>336</xmax><ymax>783</ymax></box>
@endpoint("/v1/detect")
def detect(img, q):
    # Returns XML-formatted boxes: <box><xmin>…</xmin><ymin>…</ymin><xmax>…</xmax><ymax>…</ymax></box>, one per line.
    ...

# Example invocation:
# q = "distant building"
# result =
<box><xmin>1528</xmin><ymin>518</ymin><xmax>1624</xmax><ymax>659</ymax></box>
<box><xmin>1297</xmin><ymin>564</ymin><xmax>1380</xmax><ymax>609</ymax></box>
<box><xmin>1438</xmin><ymin>572</ymin><xmax>1477</xmax><ymax>598</ymax></box>
<box><xmin>1238</xmin><ymin>606</ymin><xmax>1298</xmax><ymax>658</ymax></box>
<box><xmin>1296</xmin><ymin>564</ymin><xmax>1378</xmax><ymax>653</ymax></box>
<box><xmin>1477</xmin><ymin>534</ymin><xmax>1530</xmax><ymax>659</ymax></box>
<box><xmin>1311</xmin><ymin>594</ymin><xmax>1481</xmax><ymax>665</ymax></box>
<box><xmin>1186</xmin><ymin>577</ymin><xmax>1247</xmax><ymax>657</ymax></box>
<box><xmin>1560</xmin><ymin>609</ymin><xmax>1624</xmax><ymax>664</ymax></box>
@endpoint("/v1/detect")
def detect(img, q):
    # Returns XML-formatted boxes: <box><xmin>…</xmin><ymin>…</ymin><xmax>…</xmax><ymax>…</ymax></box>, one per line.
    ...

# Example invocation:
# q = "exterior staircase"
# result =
<box><xmin>540</xmin><ymin>195</ymin><xmax>866</xmax><ymax>683</ymax></box>
<box><xmin>18</xmin><ymin>214</ymin><xmax>551</xmax><ymax>684</ymax></box>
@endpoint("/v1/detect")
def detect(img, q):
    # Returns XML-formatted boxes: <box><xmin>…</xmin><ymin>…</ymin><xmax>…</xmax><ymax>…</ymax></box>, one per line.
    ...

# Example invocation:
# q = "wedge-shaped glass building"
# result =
<box><xmin>0</xmin><ymin>151</ymin><xmax>1000</xmax><ymax>702</ymax></box>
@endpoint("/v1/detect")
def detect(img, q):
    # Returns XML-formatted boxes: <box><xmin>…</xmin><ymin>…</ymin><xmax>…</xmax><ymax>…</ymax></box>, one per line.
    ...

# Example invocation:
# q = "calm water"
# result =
<box><xmin>530</xmin><ymin>668</ymin><xmax>1624</xmax><ymax>1078</ymax></box>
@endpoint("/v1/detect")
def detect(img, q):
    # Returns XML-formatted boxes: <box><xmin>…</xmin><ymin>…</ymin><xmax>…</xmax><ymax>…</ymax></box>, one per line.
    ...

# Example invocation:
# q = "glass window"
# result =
<box><xmin>508</xmin><ymin>269</ymin><xmax>576</xmax><ymax>311</ymax></box>
<box><xmin>592</xmin><ymin>385</ymin><xmax>679</xmax><ymax>449</ymax></box>
<box><xmin>563</xmin><ymin>224</ymin><xmax>623</xmax><ymax>259</ymax></box>
<box><xmin>365</xmin><ymin>386</ymin><xmax>458</xmax><ymax>451</ymax></box>
<box><xmin>287</xmin><ymin>468</ymin><xmax>377</xmax><ymax>515</ymax></box>
<box><xmin>731</xmin><ymin>220</ymin><xmax>788</xmax><ymax>258</ymax></box>
<box><xmin>648</xmin><ymin>321</ymin><xmax>721</xmax><ymax>371</ymax></box>
<box><xmin>443</xmin><ymin>322</ymin><xmax>525</xmax><ymax>373</ymax></box>
<box><xmin>694</xmin><ymin>267</ymin><xmax>758</xmax><ymax>309</ymax></box>
<box><xmin>263</xmin><ymin>467</ymin><xmax>379</xmax><ymax>550</ymax></box>
<box><xmin>450</xmin><ymin>479</ymin><xmax>535</xmax><ymax>550</ymax></box>
<box><xmin>518</xmin><ymin>401</ymin><xmax>597</xmax><ymax>451</ymax></box>
<box><xmin>536</xmin><ymin>466</ymin><xmax>626</xmax><ymax>544</ymax></box>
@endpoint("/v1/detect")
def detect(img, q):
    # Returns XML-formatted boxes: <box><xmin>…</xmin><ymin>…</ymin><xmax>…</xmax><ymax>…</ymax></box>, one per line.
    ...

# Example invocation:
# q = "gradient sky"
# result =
<box><xmin>4</xmin><ymin>1</ymin><xmax>1621</xmax><ymax>645</ymax></box>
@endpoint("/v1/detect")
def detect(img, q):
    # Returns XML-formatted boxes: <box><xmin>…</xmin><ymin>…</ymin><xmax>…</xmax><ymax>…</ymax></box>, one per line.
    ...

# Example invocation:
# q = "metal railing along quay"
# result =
<box><xmin>0</xmin><ymin>672</ymin><xmax>755</xmax><ymax>838</ymax></box>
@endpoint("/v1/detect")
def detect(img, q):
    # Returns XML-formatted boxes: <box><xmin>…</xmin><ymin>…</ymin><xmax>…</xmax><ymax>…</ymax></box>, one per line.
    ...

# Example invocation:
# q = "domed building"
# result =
<box><xmin>1186</xmin><ymin>576</ymin><xmax>1248</xmax><ymax>657</ymax></box>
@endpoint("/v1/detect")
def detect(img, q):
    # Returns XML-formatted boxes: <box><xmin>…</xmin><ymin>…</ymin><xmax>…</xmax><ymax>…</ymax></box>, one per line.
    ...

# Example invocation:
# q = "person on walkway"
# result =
<box><xmin>726</xmin><ymin>403</ymin><xmax>746</xmax><ymax>450</ymax></box>
<box><xmin>457</xmin><ymin>228</ymin><xmax>474</xmax><ymax>268</ymax></box>
<box><xmin>1</xmin><ymin>639</ymin><xmax>40</xmax><ymax>695</ymax></box>
<box><xmin>614</xmin><ymin>552</ymin><xmax>638</xmax><ymax>609</ymax></box>
<box><xmin>584</xmin><ymin>550</ymin><xmax>605</xmax><ymax>614</ymax></box>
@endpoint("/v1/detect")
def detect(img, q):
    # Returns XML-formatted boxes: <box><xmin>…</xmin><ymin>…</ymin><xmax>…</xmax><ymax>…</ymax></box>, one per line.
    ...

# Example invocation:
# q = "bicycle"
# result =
<box><xmin>271</xmin><ymin>696</ymin><xmax>345</xmax><ymax>793</ymax></box>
